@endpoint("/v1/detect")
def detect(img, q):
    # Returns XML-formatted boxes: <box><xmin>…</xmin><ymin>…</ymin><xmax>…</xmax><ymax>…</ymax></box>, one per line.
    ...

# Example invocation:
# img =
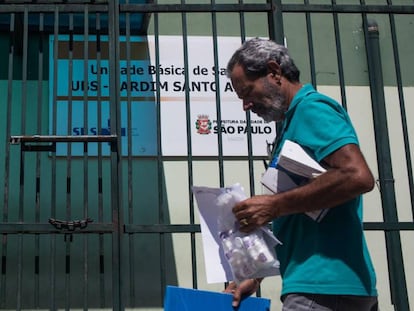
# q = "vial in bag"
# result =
<box><xmin>228</xmin><ymin>248</ymin><xmax>256</xmax><ymax>282</ymax></box>
<box><xmin>242</xmin><ymin>232</ymin><xmax>277</xmax><ymax>268</ymax></box>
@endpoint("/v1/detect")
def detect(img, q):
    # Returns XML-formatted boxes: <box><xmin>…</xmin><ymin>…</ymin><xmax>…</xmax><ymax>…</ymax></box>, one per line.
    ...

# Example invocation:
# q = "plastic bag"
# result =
<box><xmin>215</xmin><ymin>184</ymin><xmax>280</xmax><ymax>284</ymax></box>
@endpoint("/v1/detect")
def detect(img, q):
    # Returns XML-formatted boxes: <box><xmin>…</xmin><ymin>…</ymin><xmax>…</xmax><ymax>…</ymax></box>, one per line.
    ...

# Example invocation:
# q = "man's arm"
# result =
<box><xmin>233</xmin><ymin>144</ymin><xmax>375</xmax><ymax>231</ymax></box>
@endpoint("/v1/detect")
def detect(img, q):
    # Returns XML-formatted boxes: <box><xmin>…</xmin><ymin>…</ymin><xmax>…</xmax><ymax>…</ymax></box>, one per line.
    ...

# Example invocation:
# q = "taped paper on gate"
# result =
<box><xmin>192</xmin><ymin>183</ymin><xmax>281</xmax><ymax>284</ymax></box>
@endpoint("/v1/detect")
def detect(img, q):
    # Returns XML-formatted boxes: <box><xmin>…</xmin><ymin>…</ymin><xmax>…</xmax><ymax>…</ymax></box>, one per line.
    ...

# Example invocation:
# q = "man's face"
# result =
<box><xmin>230</xmin><ymin>64</ymin><xmax>287</xmax><ymax>122</ymax></box>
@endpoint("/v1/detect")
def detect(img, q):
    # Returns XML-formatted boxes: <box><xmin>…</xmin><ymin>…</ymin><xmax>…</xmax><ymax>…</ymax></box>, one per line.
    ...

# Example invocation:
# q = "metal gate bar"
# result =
<box><xmin>148</xmin><ymin>10</ymin><xmax>164</xmax><ymax>304</ymax></box>
<box><xmin>178</xmin><ymin>5</ymin><xmax>198</xmax><ymax>291</ymax></box>
<box><xmin>365</xmin><ymin>19</ymin><xmax>409</xmax><ymax>311</ymax></box>
<box><xmin>66</xmin><ymin>17</ymin><xmax>76</xmax><ymax>309</ymax></box>
<box><xmin>123</xmin><ymin>7</ymin><xmax>135</xmax><ymax>306</ymax></box>
<box><xmin>2</xmin><ymin>11</ymin><xmax>14</xmax><ymax>309</ymax></box>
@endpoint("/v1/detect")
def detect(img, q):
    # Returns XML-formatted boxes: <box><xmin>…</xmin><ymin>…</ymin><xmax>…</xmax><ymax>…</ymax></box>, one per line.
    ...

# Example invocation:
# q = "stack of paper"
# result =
<box><xmin>277</xmin><ymin>139</ymin><xmax>327</xmax><ymax>179</ymax></box>
<box><xmin>261</xmin><ymin>140</ymin><xmax>329</xmax><ymax>222</ymax></box>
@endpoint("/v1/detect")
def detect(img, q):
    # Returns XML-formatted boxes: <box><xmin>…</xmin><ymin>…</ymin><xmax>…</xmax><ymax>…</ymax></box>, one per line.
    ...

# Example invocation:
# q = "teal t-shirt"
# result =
<box><xmin>272</xmin><ymin>84</ymin><xmax>377</xmax><ymax>297</ymax></box>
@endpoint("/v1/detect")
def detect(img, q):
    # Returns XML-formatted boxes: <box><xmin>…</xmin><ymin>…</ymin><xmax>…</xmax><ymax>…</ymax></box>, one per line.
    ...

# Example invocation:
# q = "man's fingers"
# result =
<box><xmin>232</xmin><ymin>288</ymin><xmax>242</xmax><ymax>307</ymax></box>
<box><xmin>223</xmin><ymin>281</ymin><xmax>237</xmax><ymax>294</ymax></box>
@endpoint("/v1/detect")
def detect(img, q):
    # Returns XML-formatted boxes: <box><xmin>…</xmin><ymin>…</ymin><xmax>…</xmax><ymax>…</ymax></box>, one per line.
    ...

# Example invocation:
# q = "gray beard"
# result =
<box><xmin>261</xmin><ymin>97</ymin><xmax>286</xmax><ymax>122</ymax></box>
<box><xmin>261</xmin><ymin>80</ymin><xmax>287</xmax><ymax>122</ymax></box>
<box><xmin>261</xmin><ymin>107</ymin><xmax>285</xmax><ymax>122</ymax></box>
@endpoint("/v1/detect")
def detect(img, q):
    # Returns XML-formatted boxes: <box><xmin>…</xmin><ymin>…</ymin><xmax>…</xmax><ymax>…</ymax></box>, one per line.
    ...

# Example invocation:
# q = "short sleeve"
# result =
<box><xmin>285</xmin><ymin>97</ymin><xmax>358</xmax><ymax>162</ymax></box>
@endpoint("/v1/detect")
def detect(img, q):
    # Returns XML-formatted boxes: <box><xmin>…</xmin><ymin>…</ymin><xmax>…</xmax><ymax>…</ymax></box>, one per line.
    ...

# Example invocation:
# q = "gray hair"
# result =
<box><xmin>226</xmin><ymin>38</ymin><xmax>300</xmax><ymax>82</ymax></box>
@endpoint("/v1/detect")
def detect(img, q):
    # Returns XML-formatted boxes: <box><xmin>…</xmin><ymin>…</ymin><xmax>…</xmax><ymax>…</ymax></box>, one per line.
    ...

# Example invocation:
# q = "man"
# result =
<box><xmin>224</xmin><ymin>38</ymin><xmax>378</xmax><ymax>311</ymax></box>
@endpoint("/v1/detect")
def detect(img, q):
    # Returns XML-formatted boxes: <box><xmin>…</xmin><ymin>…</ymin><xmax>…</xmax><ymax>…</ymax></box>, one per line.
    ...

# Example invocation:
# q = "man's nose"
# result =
<box><xmin>243</xmin><ymin>100</ymin><xmax>253</xmax><ymax>111</ymax></box>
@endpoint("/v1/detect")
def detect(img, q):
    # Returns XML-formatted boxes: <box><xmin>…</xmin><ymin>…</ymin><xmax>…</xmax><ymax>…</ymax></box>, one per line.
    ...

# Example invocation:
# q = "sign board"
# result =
<box><xmin>49</xmin><ymin>35</ymin><xmax>275</xmax><ymax>156</ymax></box>
<box><xmin>49</xmin><ymin>35</ymin><xmax>157</xmax><ymax>156</ymax></box>
<box><xmin>147</xmin><ymin>36</ymin><xmax>275</xmax><ymax>156</ymax></box>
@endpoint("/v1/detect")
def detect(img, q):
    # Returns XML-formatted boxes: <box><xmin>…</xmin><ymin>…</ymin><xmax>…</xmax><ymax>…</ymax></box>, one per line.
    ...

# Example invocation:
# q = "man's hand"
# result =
<box><xmin>223</xmin><ymin>278</ymin><xmax>262</xmax><ymax>307</ymax></box>
<box><xmin>232</xmin><ymin>195</ymin><xmax>277</xmax><ymax>232</ymax></box>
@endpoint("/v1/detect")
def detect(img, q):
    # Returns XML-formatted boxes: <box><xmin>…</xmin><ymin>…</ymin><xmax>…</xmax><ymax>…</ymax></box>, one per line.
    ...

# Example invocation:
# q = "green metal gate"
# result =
<box><xmin>0</xmin><ymin>1</ymin><xmax>413</xmax><ymax>310</ymax></box>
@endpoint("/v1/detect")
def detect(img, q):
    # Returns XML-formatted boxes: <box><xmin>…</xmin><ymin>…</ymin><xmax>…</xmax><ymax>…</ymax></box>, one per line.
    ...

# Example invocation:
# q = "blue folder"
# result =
<box><xmin>164</xmin><ymin>285</ymin><xmax>271</xmax><ymax>311</ymax></box>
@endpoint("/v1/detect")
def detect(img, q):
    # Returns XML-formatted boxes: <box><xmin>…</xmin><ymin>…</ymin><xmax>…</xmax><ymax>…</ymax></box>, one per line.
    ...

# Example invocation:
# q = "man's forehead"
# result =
<box><xmin>230</xmin><ymin>63</ymin><xmax>246</xmax><ymax>78</ymax></box>
<box><xmin>230</xmin><ymin>64</ymin><xmax>248</xmax><ymax>93</ymax></box>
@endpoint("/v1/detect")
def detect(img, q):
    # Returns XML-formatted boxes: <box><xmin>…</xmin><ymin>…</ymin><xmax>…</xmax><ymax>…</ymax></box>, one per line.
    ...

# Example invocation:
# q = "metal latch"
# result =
<box><xmin>49</xmin><ymin>217</ymin><xmax>94</xmax><ymax>241</ymax></box>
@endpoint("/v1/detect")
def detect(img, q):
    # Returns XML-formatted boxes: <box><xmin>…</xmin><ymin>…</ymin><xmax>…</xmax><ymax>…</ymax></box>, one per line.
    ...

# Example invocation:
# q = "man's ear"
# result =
<box><xmin>267</xmin><ymin>61</ymin><xmax>282</xmax><ymax>85</ymax></box>
<box><xmin>267</xmin><ymin>61</ymin><xmax>282</xmax><ymax>78</ymax></box>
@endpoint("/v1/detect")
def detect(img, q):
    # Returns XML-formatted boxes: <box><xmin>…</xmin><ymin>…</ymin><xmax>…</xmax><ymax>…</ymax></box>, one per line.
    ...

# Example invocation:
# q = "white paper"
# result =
<box><xmin>261</xmin><ymin>167</ymin><xmax>298</xmax><ymax>194</ymax></box>
<box><xmin>193</xmin><ymin>186</ymin><xmax>234</xmax><ymax>283</ymax></box>
<box><xmin>278</xmin><ymin>140</ymin><xmax>327</xmax><ymax>179</ymax></box>
<box><xmin>262</xmin><ymin>140</ymin><xmax>330</xmax><ymax>222</ymax></box>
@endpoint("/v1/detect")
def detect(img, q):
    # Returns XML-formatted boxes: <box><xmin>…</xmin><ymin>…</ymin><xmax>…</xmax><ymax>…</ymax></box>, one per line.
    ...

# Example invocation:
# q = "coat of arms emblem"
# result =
<box><xmin>195</xmin><ymin>115</ymin><xmax>212</xmax><ymax>134</ymax></box>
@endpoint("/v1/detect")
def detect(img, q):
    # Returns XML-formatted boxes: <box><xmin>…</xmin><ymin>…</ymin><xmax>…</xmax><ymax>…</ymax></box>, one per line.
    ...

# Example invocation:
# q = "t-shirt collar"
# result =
<box><xmin>285</xmin><ymin>83</ymin><xmax>315</xmax><ymax>119</ymax></box>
